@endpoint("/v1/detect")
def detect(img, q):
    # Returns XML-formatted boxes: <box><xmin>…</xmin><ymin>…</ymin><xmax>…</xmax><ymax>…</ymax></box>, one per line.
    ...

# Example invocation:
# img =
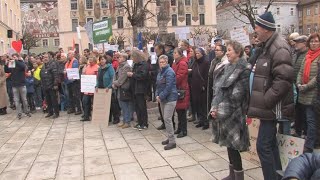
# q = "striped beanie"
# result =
<box><xmin>255</xmin><ymin>12</ymin><xmax>276</xmax><ymax>31</ymax></box>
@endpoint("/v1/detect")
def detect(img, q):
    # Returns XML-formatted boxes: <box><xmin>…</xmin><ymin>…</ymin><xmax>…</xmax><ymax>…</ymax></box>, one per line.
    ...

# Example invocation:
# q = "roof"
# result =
<box><xmin>298</xmin><ymin>0</ymin><xmax>319</xmax><ymax>6</ymax></box>
<box><xmin>216</xmin><ymin>0</ymin><xmax>299</xmax><ymax>10</ymax></box>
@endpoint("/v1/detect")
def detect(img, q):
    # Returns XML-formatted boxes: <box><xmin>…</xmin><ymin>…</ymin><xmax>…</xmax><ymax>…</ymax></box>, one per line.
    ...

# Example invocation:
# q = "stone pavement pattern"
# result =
<box><xmin>0</xmin><ymin>108</ymin><xmax>264</xmax><ymax>180</ymax></box>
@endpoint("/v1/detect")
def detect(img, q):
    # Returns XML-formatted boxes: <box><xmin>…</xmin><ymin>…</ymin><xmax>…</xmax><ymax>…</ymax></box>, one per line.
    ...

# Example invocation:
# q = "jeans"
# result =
<box><xmin>278</xmin><ymin>119</ymin><xmax>290</xmax><ymax>135</ymax></box>
<box><xmin>160</xmin><ymin>101</ymin><xmax>177</xmax><ymax>144</ymax></box>
<box><xmin>27</xmin><ymin>93</ymin><xmax>35</xmax><ymax>111</ymax></box>
<box><xmin>62</xmin><ymin>82</ymin><xmax>69</xmax><ymax>109</ymax></box>
<box><xmin>67</xmin><ymin>81</ymin><xmax>81</xmax><ymax>112</ymax></box>
<box><xmin>118</xmin><ymin>100</ymin><xmax>133</xmax><ymax>123</ymax></box>
<box><xmin>12</xmin><ymin>86</ymin><xmax>29</xmax><ymax>115</ymax></box>
<box><xmin>176</xmin><ymin>109</ymin><xmax>187</xmax><ymax>132</ymax></box>
<box><xmin>135</xmin><ymin>94</ymin><xmax>148</xmax><ymax>127</ymax></box>
<box><xmin>256</xmin><ymin>120</ymin><xmax>282</xmax><ymax>180</ymax></box>
<box><xmin>304</xmin><ymin>105</ymin><xmax>316</xmax><ymax>150</ymax></box>
<box><xmin>44</xmin><ymin>89</ymin><xmax>59</xmax><ymax>115</ymax></box>
<box><xmin>34</xmin><ymin>84</ymin><xmax>43</xmax><ymax>108</ymax></box>
<box><xmin>82</xmin><ymin>95</ymin><xmax>93</xmax><ymax>119</ymax></box>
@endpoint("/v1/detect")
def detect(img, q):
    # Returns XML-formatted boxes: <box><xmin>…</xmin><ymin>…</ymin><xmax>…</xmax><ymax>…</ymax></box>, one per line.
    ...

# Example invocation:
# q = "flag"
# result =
<box><xmin>72</xmin><ymin>38</ymin><xmax>75</xmax><ymax>51</ymax></box>
<box><xmin>137</xmin><ymin>32</ymin><xmax>143</xmax><ymax>50</ymax></box>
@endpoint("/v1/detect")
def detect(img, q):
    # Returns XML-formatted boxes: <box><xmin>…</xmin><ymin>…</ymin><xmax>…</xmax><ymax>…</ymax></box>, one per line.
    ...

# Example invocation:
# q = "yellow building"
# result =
<box><xmin>0</xmin><ymin>0</ymin><xmax>22</xmax><ymax>55</ymax></box>
<box><xmin>298</xmin><ymin>0</ymin><xmax>320</xmax><ymax>35</ymax></box>
<box><xmin>58</xmin><ymin>0</ymin><xmax>217</xmax><ymax>52</ymax></box>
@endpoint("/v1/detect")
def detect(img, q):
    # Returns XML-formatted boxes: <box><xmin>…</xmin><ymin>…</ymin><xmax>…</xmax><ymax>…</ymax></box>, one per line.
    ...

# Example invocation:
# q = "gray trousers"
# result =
<box><xmin>12</xmin><ymin>86</ymin><xmax>29</xmax><ymax>115</ymax></box>
<box><xmin>160</xmin><ymin>101</ymin><xmax>177</xmax><ymax>144</ymax></box>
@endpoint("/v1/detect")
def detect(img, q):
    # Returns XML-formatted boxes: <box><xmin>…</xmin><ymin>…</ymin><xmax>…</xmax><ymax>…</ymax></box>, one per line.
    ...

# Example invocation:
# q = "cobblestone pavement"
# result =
<box><xmin>0</xmin><ymin>108</ymin><xmax>264</xmax><ymax>180</ymax></box>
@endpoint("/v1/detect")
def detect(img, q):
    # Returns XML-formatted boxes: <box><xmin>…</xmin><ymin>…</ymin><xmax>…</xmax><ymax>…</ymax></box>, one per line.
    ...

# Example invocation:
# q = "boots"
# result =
<box><xmin>222</xmin><ymin>164</ymin><xmax>234</xmax><ymax>180</ymax></box>
<box><xmin>177</xmin><ymin>131</ymin><xmax>187</xmax><ymax>138</ymax></box>
<box><xmin>0</xmin><ymin>107</ymin><xmax>7</xmax><ymax>115</ymax></box>
<box><xmin>234</xmin><ymin>170</ymin><xmax>244</xmax><ymax>180</ymax></box>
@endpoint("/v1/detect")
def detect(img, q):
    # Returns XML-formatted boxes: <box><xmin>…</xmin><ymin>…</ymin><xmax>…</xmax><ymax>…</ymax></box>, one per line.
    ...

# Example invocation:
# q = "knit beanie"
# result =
<box><xmin>105</xmin><ymin>50</ymin><xmax>114</xmax><ymax>58</ymax></box>
<box><xmin>197</xmin><ymin>47</ymin><xmax>206</xmax><ymax>56</ymax></box>
<box><xmin>255</xmin><ymin>12</ymin><xmax>276</xmax><ymax>31</ymax></box>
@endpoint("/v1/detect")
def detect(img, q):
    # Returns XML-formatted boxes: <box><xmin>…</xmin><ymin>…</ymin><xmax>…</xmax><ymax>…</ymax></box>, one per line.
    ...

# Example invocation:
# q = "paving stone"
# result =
<box><xmin>60</xmin><ymin>155</ymin><xmax>83</xmax><ymax>166</ymax></box>
<box><xmin>39</xmin><ymin>144</ymin><xmax>62</xmax><ymax>155</ymax></box>
<box><xmin>245</xmin><ymin>168</ymin><xmax>264</xmax><ymax>180</ymax></box>
<box><xmin>165</xmin><ymin>154</ymin><xmax>198</xmax><ymax>168</ymax></box>
<box><xmin>212</xmin><ymin>169</ymin><xmax>254</xmax><ymax>180</ymax></box>
<box><xmin>0</xmin><ymin>143</ymin><xmax>23</xmax><ymax>154</ymax></box>
<box><xmin>113</xmin><ymin>162</ymin><xmax>147</xmax><ymax>180</ymax></box>
<box><xmin>127</xmin><ymin>138</ymin><xmax>154</xmax><ymax>152</ymax></box>
<box><xmin>35</xmin><ymin>153</ymin><xmax>60</xmax><ymax>163</ymax></box>
<box><xmin>175</xmin><ymin>136</ymin><xmax>197</xmax><ymax>145</ymax></box>
<box><xmin>104</xmin><ymin>137</ymin><xmax>128</xmax><ymax>150</ymax></box>
<box><xmin>102</xmin><ymin>131</ymin><xmax>122</xmax><ymax>139</ymax></box>
<box><xmin>187</xmin><ymin>149</ymin><xmax>219</xmax><ymax>162</ymax></box>
<box><xmin>202</xmin><ymin>141</ymin><xmax>227</xmax><ymax>153</ymax></box>
<box><xmin>0</xmin><ymin>153</ymin><xmax>15</xmax><ymax>164</ymax></box>
<box><xmin>84</xmin><ymin>146</ymin><xmax>108</xmax><ymax>157</ymax></box>
<box><xmin>84</xmin><ymin>156</ymin><xmax>112</xmax><ymax>176</ymax></box>
<box><xmin>134</xmin><ymin>150</ymin><xmax>168</xmax><ymax>169</ymax></box>
<box><xmin>85</xmin><ymin>173</ymin><xmax>115</xmax><ymax>180</ymax></box>
<box><xmin>122</xmin><ymin>132</ymin><xmax>144</xmax><ymax>140</ymax></box>
<box><xmin>189</xmin><ymin>133</ymin><xmax>213</xmax><ymax>143</ymax></box>
<box><xmin>175</xmin><ymin>165</ymin><xmax>215</xmax><ymax>180</ymax></box>
<box><xmin>56</xmin><ymin>163</ymin><xmax>83</xmax><ymax>180</ymax></box>
<box><xmin>200</xmin><ymin>158</ymin><xmax>229</xmax><ymax>173</ymax></box>
<box><xmin>84</xmin><ymin>137</ymin><xmax>105</xmax><ymax>148</ymax></box>
<box><xmin>108</xmin><ymin>148</ymin><xmax>136</xmax><ymax>165</ymax></box>
<box><xmin>26</xmin><ymin>161</ymin><xmax>58</xmax><ymax>180</ymax></box>
<box><xmin>17</xmin><ymin>145</ymin><xmax>42</xmax><ymax>154</ymax></box>
<box><xmin>4</xmin><ymin>153</ymin><xmax>37</xmax><ymax>172</ymax></box>
<box><xmin>152</xmin><ymin>143</ymin><xmax>186</xmax><ymax>157</ymax></box>
<box><xmin>179</xmin><ymin>142</ymin><xmax>206</xmax><ymax>152</ymax></box>
<box><xmin>23</xmin><ymin>138</ymin><xmax>45</xmax><ymax>146</ymax></box>
<box><xmin>65</xmin><ymin>131</ymin><xmax>83</xmax><ymax>140</ymax></box>
<box><xmin>144</xmin><ymin>133</ymin><xmax>167</xmax><ymax>144</ymax></box>
<box><xmin>144</xmin><ymin>166</ymin><xmax>178</xmax><ymax>180</ymax></box>
<box><xmin>0</xmin><ymin>168</ymin><xmax>28</xmax><ymax>180</ymax></box>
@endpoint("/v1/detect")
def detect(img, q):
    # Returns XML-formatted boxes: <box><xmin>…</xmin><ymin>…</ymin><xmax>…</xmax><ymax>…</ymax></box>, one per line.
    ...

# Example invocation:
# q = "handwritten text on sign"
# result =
<box><xmin>230</xmin><ymin>28</ymin><xmax>250</xmax><ymax>47</ymax></box>
<box><xmin>193</xmin><ymin>34</ymin><xmax>209</xmax><ymax>48</ymax></box>
<box><xmin>81</xmin><ymin>75</ymin><xmax>97</xmax><ymax>93</ymax></box>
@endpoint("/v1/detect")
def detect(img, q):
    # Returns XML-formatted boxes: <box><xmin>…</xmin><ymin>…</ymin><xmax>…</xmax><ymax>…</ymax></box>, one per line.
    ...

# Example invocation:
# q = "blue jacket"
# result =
<box><xmin>96</xmin><ymin>64</ymin><xmax>115</xmax><ymax>88</ymax></box>
<box><xmin>156</xmin><ymin>65</ymin><xmax>178</xmax><ymax>102</ymax></box>
<box><xmin>26</xmin><ymin>76</ymin><xmax>35</xmax><ymax>93</ymax></box>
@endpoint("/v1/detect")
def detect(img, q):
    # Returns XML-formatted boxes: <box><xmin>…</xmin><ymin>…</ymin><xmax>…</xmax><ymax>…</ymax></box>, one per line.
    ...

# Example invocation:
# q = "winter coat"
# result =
<box><xmin>282</xmin><ymin>153</ymin><xmax>320</xmax><ymax>180</ymax></box>
<box><xmin>156</xmin><ymin>64</ymin><xmax>178</xmax><ymax>103</ymax></box>
<box><xmin>96</xmin><ymin>63</ymin><xmax>115</xmax><ymax>89</ymax></box>
<box><xmin>130</xmin><ymin>60</ymin><xmax>149</xmax><ymax>95</ymax></box>
<box><xmin>113</xmin><ymin>61</ymin><xmax>132</xmax><ymax>99</ymax></box>
<box><xmin>247</xmin><ymin>32</ymin><xmax>295</xmax><ymax>121</ymax></box>
<box><xmin>210</xmin><ymin>58</ymin><xmax>251</xmax><ymax>151</ymax></box>
<box><xmin>64</xmin><ymin>58</ymin><xmax>79</xmax><ymax>84</ymax></box>
<box><xmin>0</xmin><ymin>65</ymin><xmax>8</xmax><ymax>108</ymax></box>
<box><xmin>191</xmin><ymin>56</ymin><xmax>209</xmax><ymax>108</ymax></box>
<box><xmin>26</xmin><ymin>76</ymin><xmax>35</xmax><ymax>93</ymax></box>
<box><xmin>296</xmin><ymin>56</ymin><xmax>319</xmax><ymax>105</ymax></box>
<box><xmin>314</xmin><ymin>61</ymin><xmax>320</xmax><ymax>147</ymax></box>
<box><xmin>40</xmin><ymin>60</ymin><xmax>59</xmax><ymax>90</ymax></box>
<box><xmin>172</xmin><ymin>57</ymin><xmax>190</xmax><ymax>109</ymax></box>
<box><xmin>293</xmin><ymin>50</ymin><xmax>307</xmax><ymax>82</ymax></box>
<box><xmin>5</xmin><ymin>60</ymin><xmax>27</xmax><ymax>87</ymax></box>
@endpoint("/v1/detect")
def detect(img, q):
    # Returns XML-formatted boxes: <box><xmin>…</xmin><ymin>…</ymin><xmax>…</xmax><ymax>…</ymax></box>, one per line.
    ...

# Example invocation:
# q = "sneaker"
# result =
<box><xmin>36</xmin><ymin>107</ymin><xmax>41</xmax><ymax>110</ymax></box>
<box><xmin>122</xmin><ymin>123</ymin><xmax>130</xmax><ymax>129</ymax></box>
<box><xmin>117</xmin><ymin>122</ymin><xmax>124</xmax><ymax>127</ymax></box>
<box><xmin>17</xmin><ymin>113</ymin><xmax>22</xmax><ymax>120</ymax></box>
<box><xmin>138</xmin><ymin>125</ymin><xmax>148</xmax><ymax>131</ymax></box>
<box><xmin>133</xmin><ymin>124</ymin><xmax>141</xmax><ymax>129</ymax></box>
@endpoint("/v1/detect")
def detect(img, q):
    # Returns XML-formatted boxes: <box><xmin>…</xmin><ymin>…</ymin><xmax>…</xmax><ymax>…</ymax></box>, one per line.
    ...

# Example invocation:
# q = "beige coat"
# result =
<box><xmin>0</xmin><ymin>65</ymin><xmax>8</xmax><ymax>108</ymax></box>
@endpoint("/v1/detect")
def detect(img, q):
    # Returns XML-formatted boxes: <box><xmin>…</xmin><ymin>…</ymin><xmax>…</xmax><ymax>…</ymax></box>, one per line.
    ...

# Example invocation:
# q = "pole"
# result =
<box><xmin>79</xmin><ymin>39</ymin><xmax>83</xmax><ymax>55</ymax></box>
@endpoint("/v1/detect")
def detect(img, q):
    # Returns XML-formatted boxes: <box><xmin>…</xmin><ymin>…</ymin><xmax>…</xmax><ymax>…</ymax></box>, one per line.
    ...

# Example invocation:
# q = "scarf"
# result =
<box><xmin>303</xmin><ymin>47</ymin><xmax>320</xmax><ymax>84</ymax></box>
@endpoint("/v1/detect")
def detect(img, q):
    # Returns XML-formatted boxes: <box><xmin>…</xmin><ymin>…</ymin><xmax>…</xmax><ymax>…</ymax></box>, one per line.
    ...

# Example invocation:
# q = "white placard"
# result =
<box><xmin>127</xmin><ymin>60</ymin><xmax>133</xmax><ymax>67</ymax></box>
<box><xmin>178</xmin><ymin>33</ymin><xmax>187</xmax><ymax>40</ymax></box>
<box><xmin>66</xmin><ymin>68</ymin><xmax>80</xmax><ymax>80</ymax></box>
<box><xmin>111</xmin><ymin>45</ymin><xmax>119</xmax><ymax>51</ymax></box>
<box><xmin>81</xmin><ymin>75</ymin><xmax>97</xmax><ymax>93</ymax></box>
<box><xmin>230</xmin><ymin>28</ymin><xmax>251</xmax><ymax>46</ymax></box>
<box><xmin>76</xmin><ymin>27</ymin><xmax>81</xmax><ymax>39</ymax></box>
<box><xmin>183</xmin><ymin>50</ymin><xmax>187</xmax><ymax>57</ymax></box>
<box><xmin>8</xmin><ymin>60</ymin><xmax>16</xmax><ymax>68</ymax></box>
<box><xmin>194</xmin><ymin>34</ymin><xmax>209</xmax><ymax>48</ymax></box>
<box><xmin>189</xmin><ymin>38</ymin><xmax>194</xmax><ymax>46</ymax></box>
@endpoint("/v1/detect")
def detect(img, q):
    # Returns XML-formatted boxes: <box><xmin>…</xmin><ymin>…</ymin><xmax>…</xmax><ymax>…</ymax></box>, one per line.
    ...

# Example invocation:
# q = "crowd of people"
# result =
<box><xmin>0</xmin><ymin>11</ymin><xmax>319</xmax><ymax>180</ymax></box>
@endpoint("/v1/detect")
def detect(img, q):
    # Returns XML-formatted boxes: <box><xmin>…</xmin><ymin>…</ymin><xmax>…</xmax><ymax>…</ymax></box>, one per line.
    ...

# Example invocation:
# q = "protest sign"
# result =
<box><xmin>194</xmin><ymin>34</ymin><xmax>209</xmax><ymax>47</ymax></box>
<box><xmin>230</xmin><ymin>28</ymin><xmax>250</xmax><ymax>47</ymax></box>
<box><xmin>92</xmin><ymin>89</ymin><xmax>112</xmax><ymax>125</ymax></box>
<box><xmin>66</xmin><ymin>68</ymin><xmax>80</xmax><ymax>80</ymax></box>
<box><xmin>242</xmin><ymin>118</ymin><xmax>261</xmax><ymax>166</ymax></box>
<box><xmin>127</xmin><ymin>60</ymin><xmax>133</xmax><ymax>67</ymax></box>
<box><xmin>92</xmin><ymin>19</ymin><xmax>112</xmax><ymax>44</ymax></box>
<box><xmin>81</xmin><ymin>75</ymin><xmax>96</xmax><ymax>93</ymax></box>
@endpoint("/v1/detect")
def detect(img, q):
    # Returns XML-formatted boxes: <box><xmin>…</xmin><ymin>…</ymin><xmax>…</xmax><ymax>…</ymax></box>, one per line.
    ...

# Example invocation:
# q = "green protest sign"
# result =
<box><xmin>92</xmin><ymin>19</ymin><xmax>112</xmax><ymax>44</ymax></box>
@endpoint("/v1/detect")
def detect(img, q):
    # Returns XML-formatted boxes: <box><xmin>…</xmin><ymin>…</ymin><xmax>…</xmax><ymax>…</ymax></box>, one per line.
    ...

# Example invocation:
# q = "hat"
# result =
<box><xmin>105</xmin><ymin>50</ymin><xmax>114</xmax><ymax>58</ymax></box>
<box><xmin>293</xmin><ymin>35</ymin><xmax>308</xmax><ymax>43</ymax></box>
<box><xmin>197</xmin><ymin>47</ymin><xmax>206</xmax><ymax>56</ymax></box>
<box><xmin>255</xmin><ymin>12</ymin><xmax>276</xmax><ymax>31</ymax></box>
<box><xmin>214</xmin><ymin>38</ymin><xmax>222</xmax><ymax>43</ymax></box>
<box><xmin>289</xmin><ymin>32</ymin><xmax>300</xmax><ymax>40</ymax></box>
<box><xmin>165</xmin><ymin>41</ymin><xmax>175</xmax><ymax>48</ymax></box>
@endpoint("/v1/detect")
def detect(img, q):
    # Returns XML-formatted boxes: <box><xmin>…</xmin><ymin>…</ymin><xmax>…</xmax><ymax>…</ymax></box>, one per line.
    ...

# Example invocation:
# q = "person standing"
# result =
<box><xmin>315</xmin><ymin>59</ymin><xmax>320</xmax><ymax>149</ymax></box>
<box><xmin>156</xmin><ymin>55</ymin><xmax>178</xmax><ymax>150</ymax></box>
<box><xmin>0</xmin><ymin>57</ymin><xmax>8</xmax><ymax>115</ymax></box>
<box><xmin>5</xmin><ymin>53</ymin><xmax>31</xmax><ymax>119</ymax></box>
<box><xmin>41</xmin><ymin>53</ymin><xmax>60</xmax><ymax>119</ymax></box>
<box><xmin>26</xmin><ymin>70</ymin><xmax>36</xmax><ymax>113</ymax></box>
<box><xmin>247</xmin><ymin>12</ymin><xmax>294</xmax><ymax>180</ymax></box>
<box><xmin>33</xmin><ymin>56</ymin><xmax>43</xmax><ymax>110</ymax></box>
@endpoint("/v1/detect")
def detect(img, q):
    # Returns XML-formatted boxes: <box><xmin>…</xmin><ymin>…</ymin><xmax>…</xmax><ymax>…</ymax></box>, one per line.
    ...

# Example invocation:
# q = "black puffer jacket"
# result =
<box><xmin>282</xmin><ymin>153</ymin><xmax>320</xmax><ymax>180</ymax></box>
<box><xmin>247</xmin><ymin>32</ymin><xmax>295</xmax><ymax>121</ymax></box>
<box><xmin>40</xmin><ymin>60</ymin><xmax>59</xmax><ymax>90</ymax></box>
<box><xmin>131</xmin><ymin>60</ymin><xmax>149</xmax><ymax>95</ymax></box>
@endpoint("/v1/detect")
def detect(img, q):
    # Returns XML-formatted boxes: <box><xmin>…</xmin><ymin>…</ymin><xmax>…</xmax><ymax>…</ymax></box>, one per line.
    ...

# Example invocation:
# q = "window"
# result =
<box><xmin>307</xmin><ymin>25</ymin><xmax>311</xmax><ymax>34</ymax></box>
<box><xmin>172</xmin><ymin>14</ymin><xmax>177</xmax><ymax>26</ymax></box>
<box><xmin>199</xmin><ymin>14</ymin><xmax>205</xmax><ymax>25</ymax></box>
<box><xmin>299</xmin><ymin>26</ymin><xmax>303</xmax><ymax>35</ymax></box>
<box><xmin>298</xmin><ymin>10</ymin><xmax>302</xmax><ymax>17</ymax></box>
<box><xmin>156</xmin><ymin>0</ymin><xmax>160</xmax><ymax>6</ymax></box>
<box><xmin>290</xmin><ymin>25</ymin><xmax>295</xmax><ymax>33</ymax></box>
<box><xmin>314</xmin><ymin>23</ymin><xmax>318</xmax><ymax>32</ymax></box>
<box><xmin>42</xmin><ymin>39</ymin><xmax>48</xmax><ymax>47</ymax></box>
<box><xmin>86</xmin><ymin>17</ymin><xmax>93</xmax><ymax>23</ymax></box>
<box><xmin>307</xmin><ymin>8</ymin><xmax>311</xmax><ymax>16</ymax></box>
<box><xmin>117</xmin><ymin>16</ymin><xmax>123</xmax><ymax>28</ymax></box>
<box><xmin>54</xmin><ymin>39</ymin><xmax>60</xmax><ymax>47</ymax></box>
<box><xmin>71</xmin><ymin>0</ymin><xmax>78</xmax><ymax>10</ymax></box>
<box><xmin>185</xmin><ymin>0</ymin><xmax>191</xmax><ymax>6</ymax></box>
<box><xmin>72</xmin><ymin>19</ymin><xmax>78</xmax><ymax>31</ymax></box>
<box><xmin>276</xmin><ymin>7</ymin><xmax>280</xmax><ymax>15</ymax></box>
<box><xmin>171</xmin><ymin>0</ymin><xmax>176</xmax><ymax>6</ymax></box>
<box><xmin>102</xmin><ymin>16</ymin><xmax>109</xmax><ymax>20</ymax></box>
<box><xmin>315</xmin><ymin>5</ymin><xmax>319</xmax><ymax>15</ymax></box>
<box><xmin>186</xmin><ymin>14</ymin><xmax>191</xmax><ymax>26</ymax></box>
<box><xmin>116</xmin><ymin>0</ymin><xmax>123</xmax><ymax>7</ymax></box>
<box><xmin>277</xmin><ymin>24</ymin><xmax>281</xmax><ymax>33</ymax></box>
<box><xmin>290</xmin><ymin>8</ymin><xmax>294</xmax><ymax>16</ymax></box>
<box><xmin>86</xmin><ymin>0</ymin><xmax>93</xmax><ymax>9</ymax></box>
<box><xmin>253</xmin><ymin>7</ymin><xmax>258</xmax><ymax>15</ymax></box>
<box><xmin>199</xmin><ymin>0</ymin><xmax>204</xmax><ymax>5</ymax></box>
<box><xmin>101</xmin><ymin>0</ymin><xmax>108</xmax><ymax>8</ymax></box>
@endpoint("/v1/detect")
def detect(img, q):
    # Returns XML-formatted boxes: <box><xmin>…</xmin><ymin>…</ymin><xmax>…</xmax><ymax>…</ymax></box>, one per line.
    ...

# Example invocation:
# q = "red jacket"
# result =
<box><xmin>172</xmin><ymin>57</ymin><xmax>190</xmax><ymax>110</ymax></box>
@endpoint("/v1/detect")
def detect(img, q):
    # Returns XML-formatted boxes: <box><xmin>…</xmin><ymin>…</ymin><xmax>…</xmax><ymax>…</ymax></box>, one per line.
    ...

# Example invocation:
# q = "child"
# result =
<box><xmin>26</xmin><ymin>70</ymin><xmax>36</xmax><ymax>113</ymax></box>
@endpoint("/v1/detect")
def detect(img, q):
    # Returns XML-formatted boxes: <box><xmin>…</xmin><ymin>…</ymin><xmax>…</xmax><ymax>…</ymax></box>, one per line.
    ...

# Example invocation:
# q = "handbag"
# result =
<box><xmin>119</xmin><ymin>88</ymin><xmax>132</xmax><ymax>101</ymax></box>
<box><xmin>177</xmin><ymin>89</ymin><xmax>186</xmax><ymax>100</ymax></box>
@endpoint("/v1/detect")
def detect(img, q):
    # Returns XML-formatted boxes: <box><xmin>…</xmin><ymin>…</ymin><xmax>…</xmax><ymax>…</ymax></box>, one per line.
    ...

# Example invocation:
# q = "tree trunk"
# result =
<box><xmin>132</xmin><ymin>26</ymin><xmax>138</xmax><ymax>47</ymax></box>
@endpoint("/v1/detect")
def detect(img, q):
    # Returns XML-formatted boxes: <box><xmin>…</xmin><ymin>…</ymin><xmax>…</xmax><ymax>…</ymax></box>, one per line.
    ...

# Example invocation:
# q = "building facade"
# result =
<box><xmin>58</xmin><ymin>0</ymin><xmax>217</xmax><ymax>52</ymax></box>
<box><xmin>298</xmin><ymin>0</ymin><xmax>320</xmax><ymax>35</ymax></box>
<box><xmin>0</xmin><ymin>0</ymin><xmax>22</xmax><ymax>55</ymax></box>
<box><xmin>21</xmin><ymin>0</ymin><xmax>59</xmax><ymax>54</ymax></box>
<box><xmin>216</xmin><ymin>0</ymin><xmax>299</xmax><ymax>40</ymax></box>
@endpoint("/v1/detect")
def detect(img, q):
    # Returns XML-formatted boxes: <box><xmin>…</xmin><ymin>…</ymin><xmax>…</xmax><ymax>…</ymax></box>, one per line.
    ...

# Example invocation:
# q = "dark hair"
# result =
<box><xmin>48</xmin><ymin>51</ymin><xmax>55</xmax><ymax>58</ymax></box>
<box><xmin>245</xmin><ymin>45</ymin><xmax>252</xmax><ymax>49</ymax></box>
<box><xmin>173</xmin><ymin>47</ymin><xmax>183</xmax><ymax>56</ymax></box>
<box><xmin>12</xmin><ymin>53</ymin><xmax>19</xmax><ymax>58</ymax></box>
<box><xmin>154</xmin><ymin>43</ymin><xmax>165</xmax><ymax>54</ymax></box>
<box><xmin>99</xmin><ymin>55</ymin><xmax>111</xmax><ymax>63</ymax></box>
<box><xmin>215</xmin><ymin>45</ymin><xmax>227</xmax><ymax>54</ymax></box>
<box><xmin>226</xmin><ymin>40</ymin><xmax>244</xmax><ymax>58</ymax></box>
<box><xmin>306</xmin><ymin>33</ymin><xmax>320</xmax><ymax>48</ymax></box>
<box><xmin>84</xmin><ymin>48</ymin><xmax>90</xmax><ymax>53</ymax></box>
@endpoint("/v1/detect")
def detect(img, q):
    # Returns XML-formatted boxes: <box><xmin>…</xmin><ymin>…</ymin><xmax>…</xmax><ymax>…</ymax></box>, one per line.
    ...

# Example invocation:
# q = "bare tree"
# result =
<box><xmin>110</xmin><ymin>31</ymin><xmax>127</xmax><ymax>50</ymax></box>
<box><xmin>219</xmin><ymin>0</ymin><xmax>275</xmax><ymax>30</ymax></box>
<box><xmin>190</xmin><ymin>27</ymin><xmax>215</xmax><ymax>40</ymax></box>
<box><xmin>117</xmin><ymin>0</ymin><xmax>156</xmax><ymax>46</ymax></box>
<box><xmin>22</xmin><ymin>31</ymin><xmax>41</xmax><ymax>54</ymax></box>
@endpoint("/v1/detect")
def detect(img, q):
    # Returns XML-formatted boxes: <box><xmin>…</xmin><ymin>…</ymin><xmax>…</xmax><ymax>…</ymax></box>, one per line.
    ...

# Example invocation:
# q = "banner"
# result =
<box><xmin>92</xmin><ymin>19</ymin><xmax>113</xmax><ymax>44</ymax></box>
<box><xmin>81</xmin><ymin>75</ymin><xmax>96</xmax><ymax>93</ymax></box>
<box><xmin>92</xmin><ymin>89</ymin><xmax>112</xmax><ymax>125</ymax></box>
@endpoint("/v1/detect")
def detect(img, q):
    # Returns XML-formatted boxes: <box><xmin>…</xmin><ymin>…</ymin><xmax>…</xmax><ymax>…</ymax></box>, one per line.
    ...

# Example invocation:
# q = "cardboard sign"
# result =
<box><xmin>277</xmin><ymin>134</ymin><xmax>305</xmax><ymax>170</ymax></box>
<box><xmin>194</xmin><ymin>34</ymin><xmax>209</xmax><ymax>48</ymax></box>
<box><xmin>242</xmin><ymin>118</ymin><xmax>261</xmax><ymax>166</ymax></box>
<box><xmin>8</xmin><ymin>60</ymin><xmax>16</xmax><ymax>68</ymax></box>
<box><xmin>91</xmin><ymin>88</ymin><xmax>112</xmax><ymax>125</ymax></box>
<box><xmin>81</xmin><ymin>75</ymin><xmax>96</xmax><ymax>93</ymax></box>
<box><xmin>230</xmin><ymin>28</ymin><xmax>251</xmax><ymax>47</ymax></box>
<box><xmin>66</xmin><ymin>68</ymin><xmax>80</xmax><ymax>80</ymax></box>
